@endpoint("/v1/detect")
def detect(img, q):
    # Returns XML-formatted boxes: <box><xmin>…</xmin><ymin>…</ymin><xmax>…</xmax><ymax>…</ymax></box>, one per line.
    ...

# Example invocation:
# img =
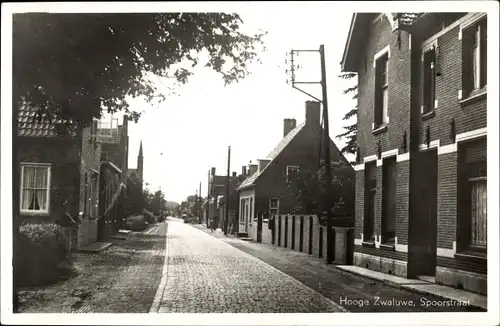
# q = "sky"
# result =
<box><xmin>108</xmin><ymin>9</ymin><xmax>356</xmax><ymax>204</ymax></box>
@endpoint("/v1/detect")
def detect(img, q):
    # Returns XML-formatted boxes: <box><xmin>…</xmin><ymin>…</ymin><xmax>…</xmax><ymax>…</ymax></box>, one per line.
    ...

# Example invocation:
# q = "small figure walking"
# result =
<box><xmin>211</xmin><ymin>217</ymin><xmax>217</xmax><ymax>232</ymax></box>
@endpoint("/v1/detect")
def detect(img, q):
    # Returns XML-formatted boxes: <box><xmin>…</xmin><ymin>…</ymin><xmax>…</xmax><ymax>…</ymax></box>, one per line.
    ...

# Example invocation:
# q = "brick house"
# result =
<box><xmin>16</xmin><ymin>105</ymin><xmax>101</xmax><ymax>250</ymax></box>
<box><xmin>217</xmin><ymin>171</ymin><xmax>246</xmax><ymax>234</ymax></box>
<box><xmin>342</xmin><ymin>13</ymin><xmax>487</xmax><ymax>294</ymax></box>
<box><xmin>237</xmin><ymin>101</ymin><xmax>353</xmax><ymax>238</ymax></box>
<box><xmin>97</xmin><ymin>115</ymin><xmax>129</xmax><ymax>239</ymax></box>
<box><xmin>207</xmin><ymin>167</ymin><xmax>242</xmax><ymax>229</ymax></box>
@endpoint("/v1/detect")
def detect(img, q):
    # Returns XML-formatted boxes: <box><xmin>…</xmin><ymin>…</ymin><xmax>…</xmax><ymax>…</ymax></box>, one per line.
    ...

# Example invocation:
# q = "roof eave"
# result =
<box><xmin>340</xmin><ymin>13</ymin><xmax>358</xmax><ymax>72</ymax></box>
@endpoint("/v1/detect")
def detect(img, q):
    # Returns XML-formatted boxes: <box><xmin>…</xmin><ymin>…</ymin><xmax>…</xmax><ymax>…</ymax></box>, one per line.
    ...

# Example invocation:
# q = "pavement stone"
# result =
<box><xmin>153</xmin><ymin>220</ymin><xmax>344</xmax><ymax>313</ymax></box>
<box><xmin>18</xmin><ymin>223</ymin><xmax>168</xmax><ymax>313</ymax></box>
<box><xmin>193</xmin><ymin>225</ymin><xmax>485</xmax><ymax>313</ymax></box>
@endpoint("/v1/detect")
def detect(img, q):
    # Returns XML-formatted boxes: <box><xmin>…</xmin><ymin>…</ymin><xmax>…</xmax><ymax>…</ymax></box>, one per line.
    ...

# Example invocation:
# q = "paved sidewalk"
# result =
<box><xmin>336</xmin><ymin>265</ymin><xmax>487</xmax><ymax>310</ymax></box>
<box><xmin>193</xmin><ymin>225</ymin><xmax>485</xmax><ymax>313</ymax></box>
<box><xmin>151</xmin><ymin>220</ymin><xmax>345</xmax><ymax>313</ymax></box>
<box><xmin>18</xmin><ymin>223</ymin><xmax>168</xmax><ymax>313</ymax></box>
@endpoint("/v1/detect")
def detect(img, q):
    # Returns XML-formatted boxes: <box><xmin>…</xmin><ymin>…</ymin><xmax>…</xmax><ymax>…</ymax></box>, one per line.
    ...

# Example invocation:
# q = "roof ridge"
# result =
<box><xmin>238</xmin><ymin>123</ymin><xmax>305</xmax><ymax>191</ymax></box>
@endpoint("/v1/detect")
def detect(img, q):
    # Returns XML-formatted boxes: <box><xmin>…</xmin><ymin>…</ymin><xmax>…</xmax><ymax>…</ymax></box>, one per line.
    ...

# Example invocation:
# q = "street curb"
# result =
<box><xmin>149</xmin><ymin>226</ymin><xmax>169</xmax><ymax>313</ymax></box>
<box><xmin>191</xmin><ymin>224</ymin><xmax>350</xmax><ymax>313</ymax></box>
<box><xmin>334</xmin><ymin>266</ymin><xmax>487</xmax><ymax>311</ymax></box>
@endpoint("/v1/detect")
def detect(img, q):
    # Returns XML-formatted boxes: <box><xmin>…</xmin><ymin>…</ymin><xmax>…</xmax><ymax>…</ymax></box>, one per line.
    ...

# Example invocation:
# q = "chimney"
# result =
<box><xmin>211</xmin><ymin>167</ymin><xmax>216</xmax><ymax>176</ymax></box>
<box><xmin>305</xmin><ymin>101</ymin><xmax>321</xmax><ymax>127</ymax></box>
<box><xmin>248</xmin><ymin>164</ymin><xmax>258</xmax><ymax>176</ymax></box>
<box><xmin>283</xmin><ymin>118</ymin><xmax>297</xmax><ymax>137</ymax></box>
<box><xmin>257</xmin><ymin>159</ymin><xmax>271</xmax><ymax>173</ymax></box>
<box><xmin>232</xmin><ymin>172</ymin><xmax>237</xmax><ymax>177</ymax></box>
<box><xmin>242</xmin><ymin>166</ymin><xmax>247</xmax><ymax>178</ymax></box>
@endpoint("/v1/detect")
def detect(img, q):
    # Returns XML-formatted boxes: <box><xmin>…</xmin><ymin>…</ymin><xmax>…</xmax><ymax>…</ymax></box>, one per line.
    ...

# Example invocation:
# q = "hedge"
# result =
<box><xmin>17</xmin><ymin>223</ymin><xmax>73</xmax><ymax>287</ymax></box>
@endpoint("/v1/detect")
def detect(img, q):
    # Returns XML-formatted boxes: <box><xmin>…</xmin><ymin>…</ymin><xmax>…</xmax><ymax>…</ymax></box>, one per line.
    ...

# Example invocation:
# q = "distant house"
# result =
<box><xmin>237</xmin><ymin>101</ymin><xmax>354</xmax><ymax>238</ymax></box>
<box><xmin>16</xmin><ymin>105</ymin><xmax>101</xmax><ymax>250</ymax></box>
<box><xmin>217</xmin><ymin>171</ymin><xmax>246</xmax><ymax>234</ymax></box>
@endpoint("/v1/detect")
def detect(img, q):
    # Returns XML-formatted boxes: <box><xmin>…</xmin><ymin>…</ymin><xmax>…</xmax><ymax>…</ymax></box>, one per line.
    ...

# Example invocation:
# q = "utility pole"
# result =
<box><xmin>206</xmin><ymin>169</ymin><xmax>210</xmax><ymax>229</ymax></box>
<box><xmin>224</xmin><ymin>146</ymin><xmax>231</xmax><ymax>235</ymax></box>
<box><xmin>286</xmin><ymin>45</ymin><xmax>334</xmax><ymax>264</ymax></box>
<box><xmin>198</xmin><ymin>181</ymin><xmax>202</xmax><ymax>224</ymax></box>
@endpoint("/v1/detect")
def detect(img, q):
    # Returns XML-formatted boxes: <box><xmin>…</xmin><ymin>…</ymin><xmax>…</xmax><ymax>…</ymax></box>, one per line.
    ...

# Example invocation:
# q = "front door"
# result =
<box><xmin>411</xmin><ymin>149</ymin><xmax>438</xmax><ymax>277</ymax></box>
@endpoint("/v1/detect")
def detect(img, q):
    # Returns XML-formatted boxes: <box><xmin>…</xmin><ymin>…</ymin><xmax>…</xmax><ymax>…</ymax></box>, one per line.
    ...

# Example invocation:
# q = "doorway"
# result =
<box><xmin>411</xmin><ymin>149</ymin><xmax>438</xmax><ymax>277</ymax></box>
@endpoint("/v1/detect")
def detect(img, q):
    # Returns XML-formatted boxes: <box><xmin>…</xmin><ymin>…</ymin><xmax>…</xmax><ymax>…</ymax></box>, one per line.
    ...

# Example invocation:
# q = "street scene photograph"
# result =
<box><xmin>1</xmin><ymin>1</ymin><xmax>498</xmax><ymax>326</ymax></box>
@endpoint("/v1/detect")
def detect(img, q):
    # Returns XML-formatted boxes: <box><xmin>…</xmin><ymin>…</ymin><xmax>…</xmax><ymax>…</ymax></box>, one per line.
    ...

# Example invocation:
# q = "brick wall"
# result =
<box><xmin>354</xmin><ymin>170</ymin><xmax>364</xmax><ymax>240</ymax></box>
<box><xmin>395</xmin><ymin>160</ymin><xmax>410</xmax><ymax>245</ymax></box>
<box><xmin>357</xmin><ymin>18</ymin><xmax>412</xmax><ymax>159</ymax></box>
<box><xmin>77</xmin><ymin>126</ymin><xmax>101</xmax><ymax>248</ymax></box>
<box><xmin>437</xmin><ymin>152</ymin><xmax>458</xmax><ymax>250</ymax></box>
<box><xmin>416</xmin><ymin>23</ymin><xmax>487</xmax><ymax>147</ymax></box>
<box><xmin>17</xmin><ymin>137</ymin><xmax>81</xmax><ymax>224</ymax></box>
<box><xmin>256</xmin><ymin>126</ymin><xmax>353</xmax><ymax>215</ymax></box>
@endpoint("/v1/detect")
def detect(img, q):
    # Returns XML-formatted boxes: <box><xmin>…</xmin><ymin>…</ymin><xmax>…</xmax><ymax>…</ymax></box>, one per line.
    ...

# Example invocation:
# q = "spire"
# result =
<box><xmin>138</xmin><ymin>140</ymin><xmax>143</xmax><ymax>157</ymax></box>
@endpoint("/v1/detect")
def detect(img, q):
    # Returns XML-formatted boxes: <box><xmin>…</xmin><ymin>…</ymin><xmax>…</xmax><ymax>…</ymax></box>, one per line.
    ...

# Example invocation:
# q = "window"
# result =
<box><xmin>470</xmin><ymin>177</ymin><xmax>487</xmax><ymax>247</ymax></box>
<box><xmin>374</xmin><ymin>53</ymin><xmax>389</xmax><ymax>128</ymax></box>
<box><xmin>244</xmin><ymin>198</ymin><xmax>249</xmax><ymax>223</ymax></box>
<box><xmin>269</xmin><ymin>198</ymin><xmax>279</xmax><ymax>218</ymax></box>
<box><xmin>20</xmin><ymin>164</ymin><xmax>51</xmax><ymax>214</ymax></box>
<box><xmin>381</xmin><ymin>157</ymin><xmax>396</xmax><ymax>244</ymax></box>
<box><xmin>458</xmin><ymin>138</ymin><xmax>487</xmax><ymax>253</ymax></box>
<box><xmin>249</xmin><ymin>197</ymin><xmax>254</xmax><ymax>222</ymax></box>
<box><xmin>239</xmin><ymin>198</ymin><xmax>245</xmax><ymax>223</ymax></box>
<box><xmin>363</xmin><ymin>162</ymin><xmax>376</xmax><ymax>242</ymax></box>
<box><xmin>422</xmin><ymin>46</ymin><xmax>437</xmax><ymax>114</ymax></box>
<box><xmin>462</xmin><ymin>16</ymin><xmax>487</xmax><ymax>97</ymax></box>
<box><xmin>286</xmin><ymin>165</ymin><xmax>299</xmax><ymax>183</ymax></box>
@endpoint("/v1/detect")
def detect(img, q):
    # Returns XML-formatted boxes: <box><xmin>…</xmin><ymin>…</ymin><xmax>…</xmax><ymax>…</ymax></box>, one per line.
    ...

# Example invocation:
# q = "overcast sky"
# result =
<box><xmin>104</xmin><ymin>10</ymin><xmax>356</xmax><ymax>204</ymax></box>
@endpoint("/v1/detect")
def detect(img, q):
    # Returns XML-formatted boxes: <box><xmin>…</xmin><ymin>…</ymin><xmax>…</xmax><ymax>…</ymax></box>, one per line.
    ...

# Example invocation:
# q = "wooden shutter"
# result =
<box><xmin>480</xmin><ymin>18</ymin><xmax>487</xmax><ymax>87</ymax></box>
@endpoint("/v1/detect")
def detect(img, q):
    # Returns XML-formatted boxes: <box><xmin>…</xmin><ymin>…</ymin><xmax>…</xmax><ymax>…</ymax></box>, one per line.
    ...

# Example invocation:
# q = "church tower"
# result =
<box><xmin>137</xmin><ymin>140</ymin><xmax>143</xmax><ymax>183</ymax></box>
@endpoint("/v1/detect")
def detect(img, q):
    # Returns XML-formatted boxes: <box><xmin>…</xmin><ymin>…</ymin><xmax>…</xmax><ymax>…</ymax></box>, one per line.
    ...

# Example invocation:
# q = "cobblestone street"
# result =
<box><xmin>152</xmin><ymin>219</ymin><xmax>345</xmax><ymax>313</ymax></box>
<box><xmin>194</xmin><ymin>226</ymin><xmax>485</xmax><ymax>313</ymax></box>
<box><xmin>18</xmin><ymin>223</ymin><xmax>168</xmax><ymax>313</ymax></box>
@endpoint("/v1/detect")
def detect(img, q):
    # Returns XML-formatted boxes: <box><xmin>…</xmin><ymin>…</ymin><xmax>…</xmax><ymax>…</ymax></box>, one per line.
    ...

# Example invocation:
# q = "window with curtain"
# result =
<box><xmin>20</xmin><ymin>164</ymin><xmax>51</xmax><ymax>214</ymax></box>
<box><xmin>470</xmin><ymin>177</ymin><xmax>487</xmax><ymax>247</ymax></box>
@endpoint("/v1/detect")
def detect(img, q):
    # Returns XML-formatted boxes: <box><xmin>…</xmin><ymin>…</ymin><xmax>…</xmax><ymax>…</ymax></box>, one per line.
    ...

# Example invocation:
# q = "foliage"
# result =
<box><xmin>125</xmin><ymin>215</ymin><xmax>148</xmax><ymax>231</ymax></box>
<box><xmin>13</xmin><ymin>13</ymin><xmax>267</xmax><ymax>132</ymax></box>
<box><xmin>126</xmin><ymin>177</ymin><xmax>148</xmax><ymax>215</ymax></box>
<box><xmin>17</xmin><ymin>223</ymin><xmax>74</xmax><ymax>286</ymax></box>
<box><xmin>336</xmin><ymin>72</ymin><xmax>358</xmax><ymax>160</ymax></box>
<box><xmin>144</xmin><ymin>189</ymin><xmax>167</xmax><ymax>215</ymax></box>
<box><xmin>287</xmin><ymin>161</ymin><xmax>355</xmax><ymax>225</ymax></box>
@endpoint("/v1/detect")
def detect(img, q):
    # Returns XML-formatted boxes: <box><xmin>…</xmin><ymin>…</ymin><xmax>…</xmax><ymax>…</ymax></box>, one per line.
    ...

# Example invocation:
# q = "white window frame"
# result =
<box><xmin>373</xmin><ymin>48</ymin><xmax>390</xmax><ymax>129</ymax></box>
<box><xmin>20</xmin><ymin>163</ymin><xmax>51</xmax><ymax>215</ymax></box>
<box><xmin>469</xmin><ymin>176</ymin><xmax>487</xmax><ymax>248</ymax></box>
<box><xmin>421</xmin><ymin>39</ymin><xmax>439</xmax><ymax>113</ymax></box>
<box><xmin>239</xmin><ymin>198</ymin><xmax>245</xmax><ymax>223</ymax></box>
<box><xmin>459</xmin><ymin>14</ymin><xmax>487</xmax><ymax>99</ymax></box>
<box><xmin>269</xmin><ymin>198</ymin><xmax>280</xmax><ymax>218</ymax></box>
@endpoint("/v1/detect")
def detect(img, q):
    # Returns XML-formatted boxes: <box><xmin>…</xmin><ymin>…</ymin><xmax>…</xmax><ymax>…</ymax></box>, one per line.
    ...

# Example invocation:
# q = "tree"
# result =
<box><xmin>12</xmin><ymin>13</ymin><xmax>266</xmax><ymax>310</ymax></box>
<box><xmin>12</xmin><ymin>13</ymin><xmax>267</xmax><ymax>130</ymax></box>
<box><xmin>287</xmin><ymin>161</ymin><xmax>355</xmax><ymax>225</ymax></box>
<box><xmin>336</xmin><ymin>72</ymin><xmax>358</xmax><ymax>161</ymax></box>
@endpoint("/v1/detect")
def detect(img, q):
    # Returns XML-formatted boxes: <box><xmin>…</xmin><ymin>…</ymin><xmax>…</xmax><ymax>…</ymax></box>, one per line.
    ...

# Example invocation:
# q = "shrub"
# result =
<box><xmin>17</xmin><ymin>223</ymin><xmax>73</xmax><ymax>287</ymax></box>
<box><xmin>125</xmin><ymin>215</ymin><xmax>148</xmax><ymax>231</ymax></box>
<box><xmin>143</xmin><ymin>209</ymin><xmax>156</xmax><ymax>224</ymax></box>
